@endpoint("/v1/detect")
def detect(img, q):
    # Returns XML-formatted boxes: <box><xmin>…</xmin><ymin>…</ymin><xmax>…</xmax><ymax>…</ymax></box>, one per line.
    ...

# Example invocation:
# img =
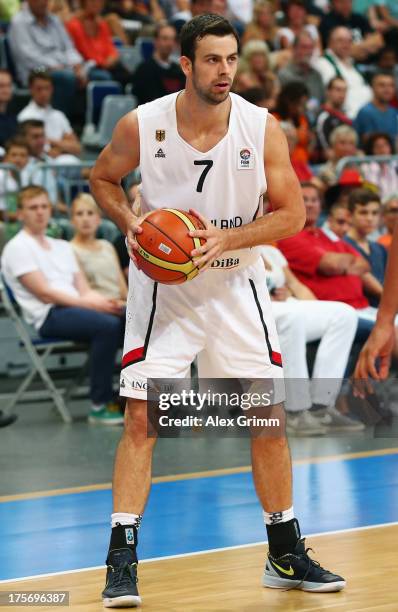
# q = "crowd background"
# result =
<box><xmin>0</xmin><ymin>0</ymin><xmax>397</xmax><ymax>433</ymax></box>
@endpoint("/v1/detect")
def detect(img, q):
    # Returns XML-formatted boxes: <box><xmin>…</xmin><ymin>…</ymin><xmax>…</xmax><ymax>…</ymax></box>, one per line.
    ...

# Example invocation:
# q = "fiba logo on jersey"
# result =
<box><xmin>237</xmin><ymin>147</ymin><xmax>254</xmax><ymax>170</ymax></box>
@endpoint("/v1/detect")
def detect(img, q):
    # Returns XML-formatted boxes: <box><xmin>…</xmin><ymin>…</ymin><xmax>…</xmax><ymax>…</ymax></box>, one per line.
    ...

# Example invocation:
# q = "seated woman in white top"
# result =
<box><xmin>70</xmin><ymin>194</ymin><xmax>127</xmax><ymax>304</ymax></box>
<box><xmin>260</xmin><ymin>244</ymin><xmax>362</xmax><ymax>435</ymax></box>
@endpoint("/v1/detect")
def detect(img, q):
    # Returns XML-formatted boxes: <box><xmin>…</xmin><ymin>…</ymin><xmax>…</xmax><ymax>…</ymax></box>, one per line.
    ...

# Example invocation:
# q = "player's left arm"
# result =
<box><xmin>190</xmin><ymin>114</ymin><xmax>306</xmax><ymax>272</ymax></box>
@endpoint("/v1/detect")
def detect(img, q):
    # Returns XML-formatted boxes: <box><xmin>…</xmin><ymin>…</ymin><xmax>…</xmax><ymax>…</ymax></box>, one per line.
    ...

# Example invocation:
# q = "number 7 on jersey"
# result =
<box><xmin>194</xmin><ymin>160</ymin><xmax>214</xmax><ymax>193</ymax></box>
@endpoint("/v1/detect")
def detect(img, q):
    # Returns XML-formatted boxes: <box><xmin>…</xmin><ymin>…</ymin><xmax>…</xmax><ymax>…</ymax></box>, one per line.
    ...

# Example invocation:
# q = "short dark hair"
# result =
<box><xmin>4</xmin><ymin>136</ymin><xmax>29</xmax><ymax>153</ymax></box>
<box><xmin>28</xmin><ymin>69</ymin><xmax>53</xmax><ymax>86</ymax></box>
<box><xmin>363</xmin><ymin>131</ymin><xmax>394</xmax><ymax>155</ymax></box>
<box><xmin>371</xmin><ymin>70</ymin><xmax>394</xmax><ymax>85</ymax></box>
<box><xmin>275</xmin><ymin>81</ymin><xmax>309</xmax><ymax>119</ymax></box>
<box><xmin>348</xmin><ymin>188</ymin><xmax>381</xmax><ymax>213</ymax></box>
<box><xmin>180</xmin><ymin>14</ymin><xmax>240</xmax><ymax>63</ymax></box>
<box><xmin>329</xmin><ymin>201</ymin><xmax>349</xmax><ymax>215</ymax></box>
<box><xmin>18</xmin><ymin>119</ymin><xmax>45</xmax><ymax>135</ymax></box>
<box><xmin>327</xmin><ymin>76</ymin><xmax>346</xmax><ymax>90</ymax></box>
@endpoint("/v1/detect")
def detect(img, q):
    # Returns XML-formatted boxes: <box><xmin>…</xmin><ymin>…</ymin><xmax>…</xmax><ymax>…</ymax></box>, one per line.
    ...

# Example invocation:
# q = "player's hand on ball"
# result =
<box><xmin>188</xmin><ymin>208</ymin><xmax>229</xmax><ymax>273</ymax></box>
<box><xmin>126</xmin><ymin>212</ymin><xmax>151</xmax><ymax>267</ymax></box>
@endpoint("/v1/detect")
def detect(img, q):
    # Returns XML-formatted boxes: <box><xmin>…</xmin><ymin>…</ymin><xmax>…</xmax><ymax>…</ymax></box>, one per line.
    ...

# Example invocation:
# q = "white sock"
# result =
<box><xmin>111</xmin><ymin>512</ymin><xmax>141</xmax><ymax>528</ymax></box>
<box><xmin>263</xmin><ymin>505</ymin><xmax>294</xmax><ymax>526</ymax></box>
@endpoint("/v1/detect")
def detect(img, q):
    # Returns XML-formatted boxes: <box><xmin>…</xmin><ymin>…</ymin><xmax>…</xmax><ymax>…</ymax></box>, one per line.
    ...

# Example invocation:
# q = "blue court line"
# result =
<box><xmin>1</xmin><ymin>454</ymin><xmax>397</xmax><ymax>580</ymax></box>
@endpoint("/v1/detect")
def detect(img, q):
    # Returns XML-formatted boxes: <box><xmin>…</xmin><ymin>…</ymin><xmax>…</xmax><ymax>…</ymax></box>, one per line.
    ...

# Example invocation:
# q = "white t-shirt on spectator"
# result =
<box><xmin>258</xmin><ymin>245</ymin><xmax>288</xmax><ymax>289</ymax></box>
<box><xmin>1</xmin><ymin>230</ymin><xmax>79</xmax><ymax>330</ymax></box>
<box><xmin>18</xmin><ymin>101</ymin><xmax>73</xmax><ymax>141</ymax></box>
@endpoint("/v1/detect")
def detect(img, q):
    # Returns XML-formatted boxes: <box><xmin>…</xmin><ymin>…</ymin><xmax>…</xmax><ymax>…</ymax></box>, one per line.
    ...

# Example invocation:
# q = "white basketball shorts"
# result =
<box><xmin>120</xmin><ymin>257</ymin><xmax>284</xmax><ymax>399</ymax></box>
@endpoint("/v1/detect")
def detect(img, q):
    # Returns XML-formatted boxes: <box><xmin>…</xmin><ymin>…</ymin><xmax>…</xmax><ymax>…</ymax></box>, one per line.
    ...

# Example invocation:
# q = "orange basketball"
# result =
<box><xmin>135</xmin><ymin>209</ymin><xmax>206</xmax><ymax>284</ymax></box>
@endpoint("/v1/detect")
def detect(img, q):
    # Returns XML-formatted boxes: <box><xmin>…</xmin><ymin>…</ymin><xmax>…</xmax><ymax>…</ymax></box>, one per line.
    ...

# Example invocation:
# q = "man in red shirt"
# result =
<box><xmin>277</xmin><ymin>182</ymin><xmax>391</xmax><ymax>340</ymax></box>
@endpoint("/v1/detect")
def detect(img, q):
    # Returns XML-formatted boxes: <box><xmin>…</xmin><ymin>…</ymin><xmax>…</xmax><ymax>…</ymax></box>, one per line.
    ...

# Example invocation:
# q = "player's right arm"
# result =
<box><xmin>90</xmin><ymin>111</ymin><xmax>142</xmax><ymax>261</ymax></box>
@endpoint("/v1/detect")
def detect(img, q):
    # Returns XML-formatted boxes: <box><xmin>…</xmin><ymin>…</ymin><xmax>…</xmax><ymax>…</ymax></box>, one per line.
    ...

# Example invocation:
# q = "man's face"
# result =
<box><xmin>295</xmin><ymin>36</ymin><xmax>315</xmax><ymax>65</ymax></box>
<box><xmin>383</xmin><ymin>198</ymin><xmax>398</xmax><ymax>234</ymax></box>
<box><xmin>25</xmin><ymin>127</ymin><xmax>46</xmax><ymax>157</ymax></box>
<box><xmin>5</xmin><ymin>146</ymin><xmax>29</xmax><ymax>170</ymax></box>
<box><xmin>351</xmin><ymin>202</ymin><xmax>381</xmax><ymax>236</ymax></box>
<box><xmin>329</xmin><ymin>28</ymin><xmax>352</xmax><ymax>58</ymax></box>
<box><xmin>184</xmin><ymin>34</ymin><xmax>238</xmax><ymax>105</ymax></box>
<box><xmin>332</xmin><ymin>0</ymin><xmax>352</xmax><ymax>19</ymax></box>
<box><xmin>155</xmin><ymin>26</ymin><xmax>176</xmax><ymax>60</ymax></box>
<box><xmin>302</xmin><ymin>186</ymin><xmax>321</xmax><ymax>226</ymax></box>
<box><xmin>372</xmin><ymin>75</ymin><xmax>395</xmax><ymax>105</ymax></box>
<box><xmin>31</xmin><ymin>78</ymin><xmax>53</xmax><ymax>107</ymax></box>
<box><xmin>0</xmin><ymin>72</ymin><xmax>13</xmax><ymax>105</ymax></box>
<box><xmin>328</xmin><ymin>207</ymin><xmax>351</xmax><ymax>239</ymax></box>
<box><xmin>18</xmin><ymin>194</ymin><xmax>52</xmax><ymax>234</ymax></box>
<box><xmin>327</xmin><ymin>79</ymin><xmax>347</xmax><ymax>107</ymax></box>
<box><xmin>333</xmin><ymin>135</ymin><xmax>356</xmax><ymax>159</ymax></box>
<box><xmin>372</xmin><ymin>136</ymin><xmax>392</xmax><ymax>155</ymax></box>
<box><xmin>27</xmin><ymin>0</ymin><xmax>49</xmax><ymax>18</ymax></box>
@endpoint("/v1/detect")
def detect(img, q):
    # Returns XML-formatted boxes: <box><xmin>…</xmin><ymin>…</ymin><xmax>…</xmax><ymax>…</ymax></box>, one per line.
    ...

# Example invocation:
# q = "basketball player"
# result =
<box><xmin>90</xmin><ymin>14</ymin><xmax>346</xmax><ymax>607</ymax></box>
<box><xmin>355</xmin><ymin>223</ymin><xmax>398</xmax><ymax>381</ymax></box>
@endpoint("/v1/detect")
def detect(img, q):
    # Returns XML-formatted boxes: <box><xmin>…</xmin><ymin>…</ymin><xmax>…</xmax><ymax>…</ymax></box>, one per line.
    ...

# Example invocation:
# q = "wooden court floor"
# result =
<box><xmin>2</xmin><ymin>525</ymin><xmax>397</xmax><ymax>611</ymax></box>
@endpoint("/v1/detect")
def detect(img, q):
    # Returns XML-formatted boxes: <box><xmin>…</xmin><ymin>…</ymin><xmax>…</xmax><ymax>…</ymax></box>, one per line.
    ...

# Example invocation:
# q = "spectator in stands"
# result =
<box><xmin>378</xmin><ymin>194</ymin><xmax>398</xmax><ymax>250</ymax></box>
<box><xmin>277</xmin><ymin>182</ymin><xmax>397</xmax><ymax>339</ymax></box>
<box><xmin>132</xmin><ymin>22</ymin><xmax>185</xmax><ymax>105</ymax></box>
<box><xmin>18</xmin><ymin>71</ymin><xmax>81</xmax><ymax>157</ymax></box>
<box><xmin>279</xmin><ymin>121</ymin><xmax>323</xmax><ymax>189</ymax></box>
<box><xmin>277</xmin><ymin>0</ymin><xmax>321</xmax><ymax>57</ymax></box>
<box><xmin>241</xmin><ymin>0</ymin><xmax>279</xmax><ymax>49</ymax></box>
<box><xmin>1</xmin><ymin>185</ymin><xmax>125</xmax><ymax>425</ymax></box>
<box><xmin>106</xmin><ymin>0</ymin><xmax>165</xmax><ymax>24</ymax></box>
<box><xmin>0</xmin><ymin>137</ymin><xmax>30</xmax><ymax>248</ymax></box>
<box><xmin>240</xmin><ymin>41</ymin><xmax>274</xmax><ymax>90</ymax></box>
<box><xmin>8</xmin><ymin>0</ymin><xmax>85</xmax><ymax>116</ymax></box>
<box><xmin>360</xmin><ymin>132</ymin><xmax>398</xmax><ymax>200</ymax></box>
<box><xmin>278</xmin><ymin>31</ymin><xmax>325</xmax><ymax>107</ymax></box>
<box><xmin>66</xmin><ymin>0</ymin><xmax>131</xmax><ymax>85</ymax></box>
<box><xmin>70</xmin><ymin>193</ymin><xmax>127</xmax><ymax>301</ymax></box>
<box><xmin>239</xmin><ymin>82</ymin><xmax>279</xmax><ymax>109</ymax></box>
<box><xmin>48</xmin><ymin>0</ymin><xmax>73</xmax><ymax>22</ymax></box>
<box><xmin>314</xmin><ymin>26</ymin><xmax>372</xmax><ymax>118</ymax></box>
<box><xmin>316</xmin><ymin>76</ymin><xmax>352</xmax><ymax>159</ymax></box>
<box><xmin>344</xmin><ymin>188</ymin><xmax>387</xmax><ymax>306</ymax></box>
<box><xmin>319</xmin><ymin>124</ymin><xmax>359</xmax><ymax>188</ymax></box>
<box><xmin>232</xmin><ymin>65</ymin><xmax>261</xmax><ymax>95</ymax></box>
<box><xmin>260</xmin><ymin>244</ymin><xmax>361</xmax><ymax>435</ymax></box>
<box><xmin>325</xmin><ymin>201</ymin><xmax>352</xmax><ymax>240</ymax></box>
<box><xmin>274</xmin><ymin>81</ymin><xmax>312</xmax><ymax>164</ymax></box>
<box><xmin>0</xmin><ymin>70</ymin><xmax>18</xmax><ymax>150</ymax></box>
<box><xmin>354</xmin><ymin>72</ymin><xmax>398</xmax><ymax>145</ymax></box>
<box><xmin>18</xmin><ymin>119</ymin><xmax>62</xmax><ymax>206</ymax></box>
<box><xmin>319</xmin><ymin>0</ymin><xmax>383</xmax><ymax>61</ymax></box>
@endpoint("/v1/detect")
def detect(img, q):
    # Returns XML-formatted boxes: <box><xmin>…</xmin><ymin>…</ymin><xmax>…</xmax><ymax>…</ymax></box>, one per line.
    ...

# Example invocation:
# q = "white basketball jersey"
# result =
<box><xmin>137</xmin><ymin>91</ymin><xmax>268</xmax><ymax>271</ymax></box>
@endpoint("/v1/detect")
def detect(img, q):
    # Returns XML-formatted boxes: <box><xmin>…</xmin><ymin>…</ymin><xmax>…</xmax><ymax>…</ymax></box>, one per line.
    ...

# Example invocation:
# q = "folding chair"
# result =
<box><xmin>85</xmin><ymin>80</ymin><xmax>122</xmax><ymax>128</ymax></box>
<box><xmin>0</xmin><ymin>276</ymin><xmax>89</xmax><ymax>423</ymax></box>
<box><xmin>82</xmin><ymin>94</ymin><xmax>137</xmax><ymax>150</ymax></box>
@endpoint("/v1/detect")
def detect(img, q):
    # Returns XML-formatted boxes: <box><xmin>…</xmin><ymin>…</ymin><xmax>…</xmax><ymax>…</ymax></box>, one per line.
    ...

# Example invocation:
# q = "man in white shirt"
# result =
<box><xmin>18</xmin><ymin>71</ymin><xmax>81</xmax><ymax>157</ymax></box>
<box><xmin>1</xmin><ymin>185</ymin><xmax>125</xmax><ymax>424</ymax></box>
<box><xmin>314</xmin><ymin>26</ymin><xmax>372</xmax><ymax>118</ymax></box>
<box><xmin>8</xmin><ymin>0</ymin><xmax>86</xmax><ymax>116</ymax></box>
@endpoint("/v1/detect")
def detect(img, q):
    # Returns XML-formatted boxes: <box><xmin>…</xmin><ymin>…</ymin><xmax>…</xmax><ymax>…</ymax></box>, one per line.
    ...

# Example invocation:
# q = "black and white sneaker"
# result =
<box><xmin>263</xmin><ymin>538</ymin><xmax>346</xmax><ymax>592</ymax></box>
<box><xmin>102</xmin><ymin>548</ymin><xmax>142</xmax><ymax>608</ymax></box>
